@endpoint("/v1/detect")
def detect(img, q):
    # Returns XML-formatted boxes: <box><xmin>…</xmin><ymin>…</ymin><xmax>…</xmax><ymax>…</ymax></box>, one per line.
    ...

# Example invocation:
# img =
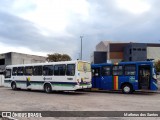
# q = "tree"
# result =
<box><xmin>155</xmin><ymin>60</ymin><xmax>160</xmax><ymax>73</ymax></box>
<box><xmin>46</xmin><ymin>53</ymin><xmax>71</xmax><ymax>62</ymax></box>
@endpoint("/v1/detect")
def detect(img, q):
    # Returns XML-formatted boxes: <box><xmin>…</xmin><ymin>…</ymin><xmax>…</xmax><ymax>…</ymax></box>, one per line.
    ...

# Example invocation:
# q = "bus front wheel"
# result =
<box><xmin>11</xmin><ymin>82</ymin><xmax>17</xmax><ymax>90</ymax></box>
<box><xmin>44</xmin><ymin>84</ymin><xmax>52</xmax><ymax>93</ymax></box>
<box><xmin>122</xmin><ymin>84</ymin><xmax>133</xmax><ymax>94</ymax></box>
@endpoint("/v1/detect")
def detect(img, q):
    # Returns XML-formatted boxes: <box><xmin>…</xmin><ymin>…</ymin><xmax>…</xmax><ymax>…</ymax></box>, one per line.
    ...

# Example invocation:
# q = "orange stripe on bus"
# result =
<box><xmin>116</xmin><ymin>76</ymin><xmax>118</xmax><ymax>90</ymax></box>
<box><xmin>114</xmin><ymin>76</ymin><xmax>118</xmax><ymax>90</ymax></box>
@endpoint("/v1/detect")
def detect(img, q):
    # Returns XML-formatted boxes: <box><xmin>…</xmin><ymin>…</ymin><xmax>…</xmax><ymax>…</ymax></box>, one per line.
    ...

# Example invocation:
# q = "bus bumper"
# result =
<box><xmin>75</xmin><ymin>84</ymin><xmax>92</xmax><ymax>89</ymax></box>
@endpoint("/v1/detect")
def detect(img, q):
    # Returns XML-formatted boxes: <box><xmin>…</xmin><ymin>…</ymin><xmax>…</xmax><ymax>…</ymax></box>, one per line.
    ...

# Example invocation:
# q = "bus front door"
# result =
<box><xmin>101</xmin><ymin>75</ymin><xmax>112</xmax><ymax>90</ymax></box>
<box><xmin>138</xmin><ymin>65</ymin><xmax>151</xmax><ymax>89</ymax></box>
<box><xmin>101</xmin><ymin>66</ymin><xmax>112</xmax><ymax>90</ymax></box>
<box><xmin>92</xmin><ymin>67</ymin><xmax>102</xmax><ymax>89</ymax></box>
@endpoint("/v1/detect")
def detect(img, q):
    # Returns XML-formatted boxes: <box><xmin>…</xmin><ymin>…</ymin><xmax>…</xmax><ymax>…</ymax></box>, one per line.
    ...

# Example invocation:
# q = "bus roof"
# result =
<box><xmin>6</xmin><ymin>60</ymin><xmax>90</xmax><ymax>68</ymax></box>
<box><xmin>92</xmin><ymin>61</ymin><xmax>154</xmax><ymax>67</ymax></box>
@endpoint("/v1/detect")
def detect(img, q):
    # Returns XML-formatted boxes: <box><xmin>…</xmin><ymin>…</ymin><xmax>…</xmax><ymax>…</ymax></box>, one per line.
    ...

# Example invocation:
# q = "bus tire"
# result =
<box><xmin>122</xmin><ymin>84</ymin><xmax>133</xmax><ymax>94</ymax></box>
<box><xmin>11</xmin><ymin>82</ymin><xmax>17</xmax><ymax>90</ymax></box>
<box><xmin>44</xmin><ymin>84</ymin><xmax>52</xmax><ymax>93</ymax></box>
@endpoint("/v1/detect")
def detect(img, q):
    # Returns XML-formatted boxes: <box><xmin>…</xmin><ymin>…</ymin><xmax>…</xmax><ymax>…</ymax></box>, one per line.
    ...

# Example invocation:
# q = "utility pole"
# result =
<box><xmin>80</xmin><ymin>36</ymin><xmax>83</xmax><ymax>60</ymax></box>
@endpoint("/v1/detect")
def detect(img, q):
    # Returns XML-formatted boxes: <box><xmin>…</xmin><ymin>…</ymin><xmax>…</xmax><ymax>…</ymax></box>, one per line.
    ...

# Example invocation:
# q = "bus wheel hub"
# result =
<box><xmin>124</xmin><ymin>86</ymin><xmax>130</xmax><ymax>92</ymax></box>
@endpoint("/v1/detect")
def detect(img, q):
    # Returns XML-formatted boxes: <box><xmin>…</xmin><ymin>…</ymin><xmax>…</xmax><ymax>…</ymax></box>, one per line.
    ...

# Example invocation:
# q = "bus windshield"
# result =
<box><xmin>78</xmin><ymin>62</ymin><xmax>91</xmax><ymax>72</ymax></box>
<box><xmin>152</xmin><ymin>67</ymin><xmax>157</xmax><ymax>79</ymax></box>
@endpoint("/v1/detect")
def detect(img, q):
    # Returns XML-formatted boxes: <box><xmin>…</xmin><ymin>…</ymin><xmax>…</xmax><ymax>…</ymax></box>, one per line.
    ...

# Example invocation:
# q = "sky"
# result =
<box><xmin>0</xmin><ymin>0</ymin><xmax>160</xmax><ymax>61</ymax></box>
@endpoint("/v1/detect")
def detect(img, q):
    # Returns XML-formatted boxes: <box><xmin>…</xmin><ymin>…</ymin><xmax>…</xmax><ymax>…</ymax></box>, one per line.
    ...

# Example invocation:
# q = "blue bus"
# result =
<box><xmin>91</xmin><ymin>61</ymin><xmax>158</xmax><ymax>94</ymax></box>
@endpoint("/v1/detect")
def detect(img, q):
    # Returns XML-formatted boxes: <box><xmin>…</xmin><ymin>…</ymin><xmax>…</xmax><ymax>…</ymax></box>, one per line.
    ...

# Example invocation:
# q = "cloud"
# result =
<box><xmin>116</xmin><ymin>0</ymin><xmax>151</xmax><ymax>14</ymax></box>
<box><xmin>0</xmin><ymin>0</ymin><xmax>160</xmax><ymax>61</ymax></box>
<box><xmin>0</xmin><ymin>10</ymin><xmax>78</xmax><ymax>59</ymax></box>
<box><xmin>64</xmin><ymin>0</ymin><xmax>160</xmax><ymax>60</ymax></box>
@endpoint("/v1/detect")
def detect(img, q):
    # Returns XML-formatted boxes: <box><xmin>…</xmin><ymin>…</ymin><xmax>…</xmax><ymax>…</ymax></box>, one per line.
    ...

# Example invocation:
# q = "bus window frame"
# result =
<box><xmin>33</xmin><ymin>66</ymin><xmax>43</xmax><ymax>76</ymax></box>
<box><xmin>124</xmin><ymin>64</ymin><xmax>136</xmax><ymax>76</ymax></box>
<box><xmin>92</xmin><ymin>67</ymin><xmax>101</xmax><ymax>77</ymax></box>
<box><xmin>5</xmin><ymin>69</ymin><xmax>11</xmax><ymax>78</ymax></box>
<box><xmin>12</xmin><ymin>67</ymin><xmax>17</xmax><ymax>76</ymax></box>
<box><xmin>24</xmin><ymin>66</ymin><xmax>33</xmax><ymax>76</ymax></box>
<box><xmin>54</xmin><ymin>64</ymin><xmax>66</xmax><ymax>76</ymax></box>
<box><xmin>66</xmin><ymin>64</ymin><xmax>75</xmax><ymax>76</ymax></box>
<box><xmin>17</xmin><ymin>67</ymin><xmax>24</xmax><ymax>76</ymax></box>
<box><xmin>112</xmin><ymin>65</ymin><xmax>123</xmax><ymax>76</ymax></box>
<box><xmin>101</xmin><ymin>65</ymin><xmax>111</xmax><ymax>76</ymax></box>
<box><xmin>43</xmin><ymin>65</ymin><xmax>54</xmax><ymax>76</ymax></box>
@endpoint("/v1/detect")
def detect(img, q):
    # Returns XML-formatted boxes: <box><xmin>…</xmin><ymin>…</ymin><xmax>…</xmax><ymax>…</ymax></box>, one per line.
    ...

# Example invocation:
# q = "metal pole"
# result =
<box><xmin>80</xmin><ymin>36</ymin><xmax>83</xmax><ymax>60</ymax></box>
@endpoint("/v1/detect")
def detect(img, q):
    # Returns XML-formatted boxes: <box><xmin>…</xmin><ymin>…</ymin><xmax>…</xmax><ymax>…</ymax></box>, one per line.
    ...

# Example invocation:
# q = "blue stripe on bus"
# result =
<box><xmin>4</xmin><ymin>80</ymin><xmax>90</xmax><ymax>86</ymax></box>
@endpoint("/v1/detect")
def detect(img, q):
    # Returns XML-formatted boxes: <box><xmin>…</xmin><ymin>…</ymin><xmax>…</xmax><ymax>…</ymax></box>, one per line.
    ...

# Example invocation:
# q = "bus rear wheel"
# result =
<box><xmin>122</xmin><ymin>84</ymin><xmax>133</xmax><ymax>94</ymax></box>
<box><xmin>44</xmin><ymin>84</ymin><xmax>52</xmax><ymax>93</ymax></box>
<box><xmin>11</xmin><ymin>82</ymin><xmax>17</xmax><ymax>90</ymax></box>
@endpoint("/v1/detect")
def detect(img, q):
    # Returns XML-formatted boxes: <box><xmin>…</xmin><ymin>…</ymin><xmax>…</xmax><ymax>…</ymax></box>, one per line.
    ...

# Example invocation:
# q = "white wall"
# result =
<box><xmin>11</xmin><ymin>52</ymin><xmax>46</xmax><ymax>65</ymax></box>
<box><xmin>0</xmin><ymin>75</ymin><xmax>4</xmax><ymax>86</ymax></box>
<box><xmin>147</xmin><ymin>47</ymin><xmax>160</xmax><ymax>61</ymax></box>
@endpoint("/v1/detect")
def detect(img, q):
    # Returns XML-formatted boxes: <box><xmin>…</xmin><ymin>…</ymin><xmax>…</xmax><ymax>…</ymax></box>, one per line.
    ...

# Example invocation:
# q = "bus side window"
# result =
<box><xmin>43</xmin><ymin>65</ymin><xmax>54</xmax><ymax>76</ymax></box>
<box><xmin>124</xmin><ymin>65</ymin><xmax>136</xmax><ymax>76</ymax></box>
<box><xmin>112</xmin><ymin>65</ymin><xmax>123</xmax><ymax>76</ymax></box>
<box><xmin>102</xmin><ymin>66</ymin><xmax>111</xmax><ymax>76</ymax></box>
<box><xmin>12</xmin><ymin>67</ymin><xmax>17</xmax><ymax>76</ymax></box>
<box><xmin>25</xmin><ymin>66</ymin><xmax>33</xmax><ymax>76</ymax></box>
<box><xmin>17</xmin><ymin>67</ymin><xmax>24</xmax><ymax>76</ymax></box>
<box><xmin>33</xmin><ymin>66</ymin><xmax>42</xmax><ymax>76</ymax></box>
<box><xmin>92</xmin><ymin>68</ymin><xmax>100</xmax><ymax>77</ymax></box>
<box><xmin>66</xmin><ymin>64</ymin><xmax>75</xmax><ymax>76</ymax></box>
<box><xmin>5</xmin><ymin>69</ymin><xmax>11</xmax><ymax>78</ymax></box>
<box><xmin>54</xmin><ymin>65</ymin><xmax>66</xmax><ymax>76</ymax></box>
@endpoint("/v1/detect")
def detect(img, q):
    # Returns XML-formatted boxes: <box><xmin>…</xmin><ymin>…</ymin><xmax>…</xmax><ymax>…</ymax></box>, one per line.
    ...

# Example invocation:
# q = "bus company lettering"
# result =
<box><xmin>43</xmin><ymin>77</ymin><xmax>52</xmax><ymax>80</ymax></box>
<box><xmin>129</xmin><ymin>76</ymin><xmax>135</xmax><ymax>82</ymax></box>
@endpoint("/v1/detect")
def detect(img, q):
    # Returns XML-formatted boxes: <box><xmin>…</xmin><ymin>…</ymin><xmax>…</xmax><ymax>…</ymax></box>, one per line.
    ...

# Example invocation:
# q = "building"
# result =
<box><xmin>91</xmin><ymin>51</ymin><xmax>107</xmax><ymax>64</ymax></box>
<box><xmin>0</xmin><ymin>52</ymin><xmax>46</xmax><ymax>73</ymax></box>
<box><xmin>92</xmin><ymin>41</ymin><xmax>160</xmax><ymax>64</ymax></box>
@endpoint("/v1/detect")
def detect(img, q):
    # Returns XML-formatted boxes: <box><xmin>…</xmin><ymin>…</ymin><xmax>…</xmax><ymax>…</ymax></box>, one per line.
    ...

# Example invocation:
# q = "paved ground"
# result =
<box><xmin>0</xmin><ymin>86</ymin><xmax>160</xmax><ymax>120</ymax></box>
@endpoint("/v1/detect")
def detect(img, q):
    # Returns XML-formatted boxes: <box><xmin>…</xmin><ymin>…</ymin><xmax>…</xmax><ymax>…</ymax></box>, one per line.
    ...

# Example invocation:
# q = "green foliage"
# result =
<box><xmin>46</xmin><ymin>53</ymin><xmax>71</xmax><ymax>62</ymax></box>
<box><xmin>155</xmin><ymin>60</ymin><xmax>160</xmax><ymax>72</ymax></box>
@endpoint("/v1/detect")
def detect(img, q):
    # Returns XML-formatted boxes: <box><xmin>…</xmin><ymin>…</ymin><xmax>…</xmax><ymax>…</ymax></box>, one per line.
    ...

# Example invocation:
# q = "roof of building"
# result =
<box><xmin>102</xmin><ymin>41</ymin><xmax>132</xmax><ymax>47</ymax></box>
<box><xmin>98</xmin><ymin>41</ymin><xmax>160</xmax><ymax>52</ymax></box>
<box><xmin>0</xmin><ymin>52</ymin><xmax>46</xmax><ymax>58</ymax></box>
<box><xmin>102</xmin><ymin>40</ymin><xmax>160</xmax><ymax>46</ymax></box>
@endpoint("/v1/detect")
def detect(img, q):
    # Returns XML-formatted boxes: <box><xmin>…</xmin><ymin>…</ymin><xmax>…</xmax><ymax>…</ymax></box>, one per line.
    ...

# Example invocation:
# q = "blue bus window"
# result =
<box><xmin>124</xmin><ymin>65</ymin><xmax>136</xmax><ymax>76</ymax></box>
<box><xmin>112</xmin><ymin>65</ymin><xmax>123</xmax><ymax>75</ymax></box>
<box><xmin>102</xmin><ymin>66</ymin><xmax>111</xmax><ymax>76</ymax></box>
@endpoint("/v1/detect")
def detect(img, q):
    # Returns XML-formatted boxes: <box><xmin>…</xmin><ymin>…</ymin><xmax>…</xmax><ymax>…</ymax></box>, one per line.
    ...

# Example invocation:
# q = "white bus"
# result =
<box><xmin>4</xmin><ymin>60</ymin><xmax>91</xmax><ymax>93</ymax></box>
